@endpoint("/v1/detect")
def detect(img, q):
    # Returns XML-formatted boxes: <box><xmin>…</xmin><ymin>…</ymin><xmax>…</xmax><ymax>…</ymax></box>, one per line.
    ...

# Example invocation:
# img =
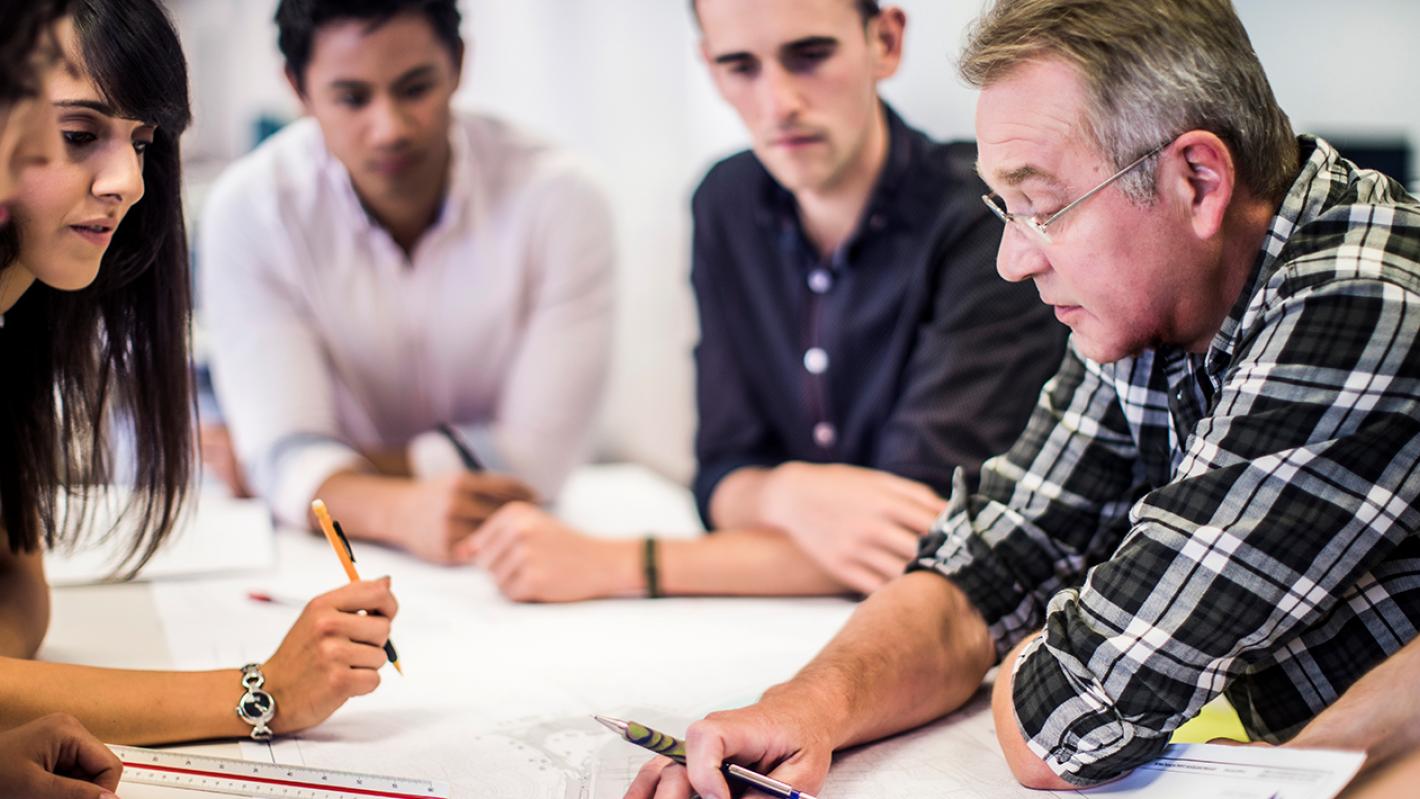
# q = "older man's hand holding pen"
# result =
<box><xmin>622</xmin><ymin>686</ymin><xmax>837</xmax><ymax>799</ymax></box>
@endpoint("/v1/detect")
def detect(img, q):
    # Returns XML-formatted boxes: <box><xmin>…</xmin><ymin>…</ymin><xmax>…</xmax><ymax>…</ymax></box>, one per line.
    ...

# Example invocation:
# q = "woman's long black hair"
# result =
<box><xmin>0</xmin><ymin>0</ymin><xmax>194</xmax><ymax>575</ymax></box>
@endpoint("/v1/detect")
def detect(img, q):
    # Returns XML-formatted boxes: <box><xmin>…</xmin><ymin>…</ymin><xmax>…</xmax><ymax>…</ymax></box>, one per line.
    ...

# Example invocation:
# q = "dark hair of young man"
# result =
<box><xmin>275</xmin><ymin>0</ymin><xmax>464</xmax><ymax>94</ymax></box>
<box><xmin>0</xmin><ymin>0</ymin><xmax>194</xmax><ymax>575</ymax></box>
<box><xmin>0</xmin><ymin>0</ymin><xmax>69</xmax><ymax>106</ymax></box>
<box><xmin>689</xmin><ymin>0</ymin><xmax>881</xmax><ymax>25</ymax></box>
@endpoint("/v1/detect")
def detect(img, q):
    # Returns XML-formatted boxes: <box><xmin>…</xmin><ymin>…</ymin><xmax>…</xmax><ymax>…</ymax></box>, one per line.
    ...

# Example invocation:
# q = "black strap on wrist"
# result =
<box><xmin>643</xmin><ymin>536</ymin><xmax>661</xmax><ymax>599</ymax></box>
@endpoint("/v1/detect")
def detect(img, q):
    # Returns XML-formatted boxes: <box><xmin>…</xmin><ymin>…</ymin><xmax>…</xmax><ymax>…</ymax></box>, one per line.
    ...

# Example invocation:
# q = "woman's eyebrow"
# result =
<box><xmin>54</xmin><ymin>98</ymin><xmax>141</xmax><ymax>122</ymax></box>
<box><xmin>55</xmin><ymin>98</ymin><xmax>114</xmax><ymax>114</ymax></box>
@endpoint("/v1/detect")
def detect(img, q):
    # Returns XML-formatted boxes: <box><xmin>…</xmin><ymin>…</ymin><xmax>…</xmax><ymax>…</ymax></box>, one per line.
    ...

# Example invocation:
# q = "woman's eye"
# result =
<box><xmin>133</xmin><ymin>140</ymin><xmax>152</xmax><ymax>155</ymax></box>
<box><xmin>62</xmin><ymin>131</ymin><xmax>97</xmax><ymax>146</ymax></box>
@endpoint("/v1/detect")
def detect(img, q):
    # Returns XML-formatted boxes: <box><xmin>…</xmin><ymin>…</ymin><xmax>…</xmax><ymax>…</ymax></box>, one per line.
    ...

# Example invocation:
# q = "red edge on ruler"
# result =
<box><xmin>121</xmin><ymin>761</ymin><xmax>439</xmax><ymax>799</ymax></box>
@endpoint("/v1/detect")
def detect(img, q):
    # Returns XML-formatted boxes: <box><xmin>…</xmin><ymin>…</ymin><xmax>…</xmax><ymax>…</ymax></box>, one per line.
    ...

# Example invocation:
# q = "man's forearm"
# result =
<box><xmin>1290</xmin><ymin>636</ymin><xmax>1420</xmax><ymax>769</ymax></box>
<box><xmin>312</xmin><ymin>471</ymin><xmax>403</xmax><ymax>545</ymax></box>
<box><xmin>775</xmin><ymin>571</ymin><xmax>995</xmax><ymax>750</ymax></box>
<box><xmin>705</xmin><ymin>467</ymin><xmax>775</xmax><ymax>530</ymax></box>
<box><xmin>660</xmin><ymin>528</ymin><xmax>845</xmax><ymax>597</ymax></box>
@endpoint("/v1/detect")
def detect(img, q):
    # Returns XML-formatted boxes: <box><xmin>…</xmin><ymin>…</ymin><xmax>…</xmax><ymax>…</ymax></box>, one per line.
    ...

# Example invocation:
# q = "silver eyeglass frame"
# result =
<box><xmin>982</xmin><ymin>141</ymin><xmax>1170</xmax><ymax>246</ymax></box>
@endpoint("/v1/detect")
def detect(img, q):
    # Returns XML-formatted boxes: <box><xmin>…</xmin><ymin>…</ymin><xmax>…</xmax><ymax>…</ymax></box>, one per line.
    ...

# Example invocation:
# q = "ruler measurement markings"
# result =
<box><xmin>112</xmin><ymin>745</ymin><xmax>448</xmax><ymax>799</ymax></box>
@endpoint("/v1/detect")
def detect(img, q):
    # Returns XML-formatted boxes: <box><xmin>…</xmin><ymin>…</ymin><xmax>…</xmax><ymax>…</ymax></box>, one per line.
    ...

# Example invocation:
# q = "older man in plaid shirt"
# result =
<box><xmin>623</xmin><ymin>0</ymin><xmax>1420</xmax><ymax>797</ymax></box>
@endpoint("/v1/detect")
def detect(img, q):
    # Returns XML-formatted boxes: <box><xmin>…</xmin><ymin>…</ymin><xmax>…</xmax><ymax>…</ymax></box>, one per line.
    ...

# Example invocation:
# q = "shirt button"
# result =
<box><xmin>814</xmin><ymin>422</ymin><xmax>837</xmax><ymax>448</ymax></box>
<box><xmin>803</xmin><ymin>347</ymin><xmax>829</xmax><ymax>375</ymax></box>
<box><xmin>808</xmin><ymin>268</ymin><xmax>834</xmax><ymax>294</ymax></box>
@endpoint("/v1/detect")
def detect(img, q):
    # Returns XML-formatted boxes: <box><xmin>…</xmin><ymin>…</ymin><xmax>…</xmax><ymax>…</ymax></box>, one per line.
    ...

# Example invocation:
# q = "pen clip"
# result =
<box><xmin>332</xmin><ymin>520</ymin><xmax>356</xmax><ymax>563</ymax></box>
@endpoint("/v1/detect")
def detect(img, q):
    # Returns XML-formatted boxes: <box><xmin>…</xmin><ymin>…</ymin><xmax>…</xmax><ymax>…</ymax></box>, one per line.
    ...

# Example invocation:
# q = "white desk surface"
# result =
<box><xmin>41</xmin><ymin>465</ymin><xmax>1049</xmax><ymax>799</ymax></box>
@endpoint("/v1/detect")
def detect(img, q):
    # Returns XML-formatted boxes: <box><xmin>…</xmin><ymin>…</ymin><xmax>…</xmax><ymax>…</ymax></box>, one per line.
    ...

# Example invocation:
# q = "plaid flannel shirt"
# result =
<box><xmin>911</xmin><ymin>136</ymin><xmax>1420</xmax><ymax>786</ymax></box>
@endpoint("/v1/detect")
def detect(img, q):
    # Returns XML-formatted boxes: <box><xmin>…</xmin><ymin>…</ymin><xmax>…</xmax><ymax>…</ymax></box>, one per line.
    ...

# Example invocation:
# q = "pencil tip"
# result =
<box><xmin>593</xmin><ymin>715</ymin><xmax>628</xmax><ymax>734</ymax></box>
<box><xmin>392</xmin><ymin>660</ymin><xmax>404</xmax><ymax>676</ymax></box>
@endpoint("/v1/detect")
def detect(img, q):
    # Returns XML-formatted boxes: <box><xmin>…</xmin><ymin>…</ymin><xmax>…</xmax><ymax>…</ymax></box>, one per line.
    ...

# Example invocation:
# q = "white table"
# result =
<box><xmin>42</xmin><ymin>465</ymin><xmax>1045</xmax><ymax>799</ymax></box>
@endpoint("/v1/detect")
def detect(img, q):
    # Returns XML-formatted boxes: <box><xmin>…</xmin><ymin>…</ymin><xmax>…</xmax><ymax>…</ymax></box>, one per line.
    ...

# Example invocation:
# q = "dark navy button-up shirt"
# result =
<box><xmin>690</xmin><ymin>104</ymin><xmax>1068</xmax><ymax>525</ymax></box>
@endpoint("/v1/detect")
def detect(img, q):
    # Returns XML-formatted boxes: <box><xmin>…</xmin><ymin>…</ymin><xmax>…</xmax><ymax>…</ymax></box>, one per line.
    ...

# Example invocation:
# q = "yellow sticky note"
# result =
<box><xmin>1172</xmin><ymin>695</ymin><xmax>1250</xmax><ymax>743</ymax></box>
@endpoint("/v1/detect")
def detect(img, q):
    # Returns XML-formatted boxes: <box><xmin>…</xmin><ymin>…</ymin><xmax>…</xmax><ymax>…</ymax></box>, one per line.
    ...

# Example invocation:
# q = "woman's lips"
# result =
<box><xmin>68</xmin><ymin>223</ymin><xmax>114</xmax><ymax>246</ymax></box>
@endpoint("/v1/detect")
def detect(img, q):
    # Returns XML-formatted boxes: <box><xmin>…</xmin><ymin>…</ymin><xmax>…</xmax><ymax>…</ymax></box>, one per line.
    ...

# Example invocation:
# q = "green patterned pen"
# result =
<box><xmin>594</xmin><ymin>715</ymin><xmax>819</xmax><ymax>799</ymax></box>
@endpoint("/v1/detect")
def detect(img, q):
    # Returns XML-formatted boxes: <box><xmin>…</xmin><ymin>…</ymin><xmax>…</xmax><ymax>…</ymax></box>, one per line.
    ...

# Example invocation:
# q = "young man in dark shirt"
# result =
<box><xmin>465</xmin><ymin>0</ymin><xmax>1064</xmax><ymax>601</ymax></box>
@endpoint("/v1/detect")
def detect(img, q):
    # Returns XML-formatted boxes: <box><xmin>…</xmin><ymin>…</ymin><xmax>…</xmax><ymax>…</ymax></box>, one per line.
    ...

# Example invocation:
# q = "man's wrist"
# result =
<box><xmin>741</xmin><ymin>462</ymin><xmax>804</xmax><ymax>530</ymax></box>
<box><xmin>601</xmin><ymin>538</ymin><xmax>646</xmax><ymax>597</ymax></box>
<box><xmin>316</xmin><ymin>472</ymin><xmax>403</xmax><ymax>546</ymax></box>
<box><xmin>757</xmin><ymin>463</ymin><xmax>790</xmax><ymax>525</ymax></box>
<box><xmin>1291</xmin><ymin>704</ymin><xmax>1408</xmax><ymax>764</ymax></box>
<box><xmin>707</xmin><ymin>466</ymin><xmax>773</xmax><ymax>529</ymax></box>
<box><xmin>760</xmin><ymin>670</ymin><xmax>857</xmax><ymax>752</ymax></box>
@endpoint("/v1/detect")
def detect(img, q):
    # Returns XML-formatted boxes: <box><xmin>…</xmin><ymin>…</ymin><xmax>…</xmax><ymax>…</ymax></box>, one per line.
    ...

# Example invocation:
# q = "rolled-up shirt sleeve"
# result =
<box><xmin>911</xmin><ymin>343</ymin><xmax>1149</xmax><ymax>658</ymax></box>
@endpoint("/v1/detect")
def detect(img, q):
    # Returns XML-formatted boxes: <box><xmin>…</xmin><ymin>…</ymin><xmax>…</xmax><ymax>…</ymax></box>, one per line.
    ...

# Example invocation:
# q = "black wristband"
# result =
<box><xmin>643</xmin><ymin>536</ymin><xmax>661</xmax><ymax>599</ymax></box>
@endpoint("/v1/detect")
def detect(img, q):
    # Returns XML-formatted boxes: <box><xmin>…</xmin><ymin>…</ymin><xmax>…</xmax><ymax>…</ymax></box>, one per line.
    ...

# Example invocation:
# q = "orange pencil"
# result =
<box><xmin>311</xmin><ymin>499</ymin><xmax>404</xmax><ymax>676</ymax></box>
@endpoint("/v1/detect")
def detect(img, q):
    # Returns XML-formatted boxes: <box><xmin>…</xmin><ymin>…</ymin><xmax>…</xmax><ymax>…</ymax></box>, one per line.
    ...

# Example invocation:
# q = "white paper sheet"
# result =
<box><xmin>1081</xmin><ymin>743</ymin><xmax>1365</xmax><ymax>799</ymax></box>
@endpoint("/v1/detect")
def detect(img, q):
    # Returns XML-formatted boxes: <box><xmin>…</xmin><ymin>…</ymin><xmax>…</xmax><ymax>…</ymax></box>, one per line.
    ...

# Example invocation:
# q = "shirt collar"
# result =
<box><xmin>1203</xmin><ymin>135</ymin><xmax>1332</xmax><ymax>377</ymax></box>
<box><xmin>868</xmin><ymin>102</ymin><xmax>939</xmax><ymax>230</ymax></box>
<box><xmin>758</xmin><ymin>101</ymin><xmax>933</xmax><ymax>262</ymax></box>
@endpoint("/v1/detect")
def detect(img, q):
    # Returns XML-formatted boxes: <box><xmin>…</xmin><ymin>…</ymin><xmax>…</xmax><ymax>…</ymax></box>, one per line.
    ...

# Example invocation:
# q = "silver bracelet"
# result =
<box><xmin>234</xmin><ymin>663</ymin><xmax>277</xmax><ymax>741</ymax></box>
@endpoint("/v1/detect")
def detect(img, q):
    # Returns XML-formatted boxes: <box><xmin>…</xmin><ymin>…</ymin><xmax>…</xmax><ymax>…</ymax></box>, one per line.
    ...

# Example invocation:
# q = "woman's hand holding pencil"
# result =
<box><xmin>257</xmin><ymin>578</ymin><xmax>400</xmax><ymax>734</ymax></box>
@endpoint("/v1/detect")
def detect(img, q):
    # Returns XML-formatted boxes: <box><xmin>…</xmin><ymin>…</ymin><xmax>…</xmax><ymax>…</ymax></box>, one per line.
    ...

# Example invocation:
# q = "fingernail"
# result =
<box><xmin>100</xmin><ymin>792</ymin><xmax>119</xmax><ymax>799</ymax></box>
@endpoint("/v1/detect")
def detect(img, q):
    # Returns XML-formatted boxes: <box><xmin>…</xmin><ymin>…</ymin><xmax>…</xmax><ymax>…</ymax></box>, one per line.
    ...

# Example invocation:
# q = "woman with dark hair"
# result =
<box><xmin>0</xmin><ymin>0</ymin><xmax>401</xmax><ymax>747</ymax></box>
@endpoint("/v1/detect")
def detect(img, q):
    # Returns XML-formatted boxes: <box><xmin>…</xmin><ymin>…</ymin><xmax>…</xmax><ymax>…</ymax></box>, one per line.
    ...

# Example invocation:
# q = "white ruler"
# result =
<box><xmin>111</xmin><ymin>745</ymin><xmax>451</xmax><ymax>799</ymax></box>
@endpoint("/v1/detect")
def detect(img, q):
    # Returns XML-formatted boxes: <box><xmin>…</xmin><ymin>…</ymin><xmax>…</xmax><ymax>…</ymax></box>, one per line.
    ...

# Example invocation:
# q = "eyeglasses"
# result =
<box><xmin>982</xmin><ymin>141</ymin><xmax>1170</xmax><ymax>246</ymax></box>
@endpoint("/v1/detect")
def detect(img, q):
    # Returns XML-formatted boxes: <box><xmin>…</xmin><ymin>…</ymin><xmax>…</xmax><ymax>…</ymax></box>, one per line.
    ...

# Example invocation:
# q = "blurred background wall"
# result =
<box><xmin>170</xmin><ymin>0</ymin><xmax>1420</xmax><ymax>485</ymax></box>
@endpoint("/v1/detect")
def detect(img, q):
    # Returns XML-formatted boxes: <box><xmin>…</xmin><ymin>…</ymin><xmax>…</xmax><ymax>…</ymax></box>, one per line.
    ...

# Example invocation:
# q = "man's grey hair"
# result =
<box><xmin>960</xmin><ymin>0</ymin><xmax>1298</xmax><ymax>203</ymax></box>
